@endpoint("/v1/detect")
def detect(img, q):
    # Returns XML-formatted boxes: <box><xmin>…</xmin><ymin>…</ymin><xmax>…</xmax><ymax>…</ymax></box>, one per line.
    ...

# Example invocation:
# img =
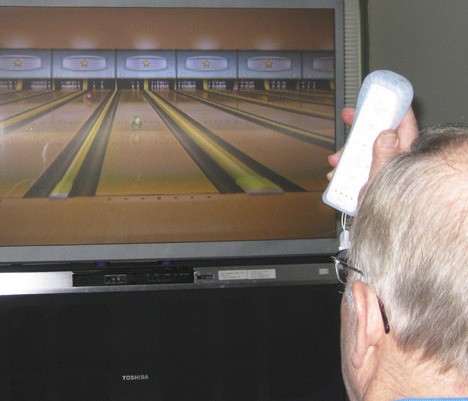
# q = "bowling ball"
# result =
<box><xmin>84</xmin><ymin>92</ymin><xmax>94</xmax><ymax>106</ymax></box>
<box><xmin>131</xmin><ymin>115</ymin><xmax>142</xmax><ymax>130</ymax></box>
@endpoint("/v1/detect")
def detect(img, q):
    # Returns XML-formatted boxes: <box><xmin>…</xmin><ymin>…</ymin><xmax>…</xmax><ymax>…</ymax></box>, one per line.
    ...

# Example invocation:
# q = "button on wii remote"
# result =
<box><xmin>323</xmin><ymin>70</ymin><xmax>413</xmax><ymax>216</ymax></box>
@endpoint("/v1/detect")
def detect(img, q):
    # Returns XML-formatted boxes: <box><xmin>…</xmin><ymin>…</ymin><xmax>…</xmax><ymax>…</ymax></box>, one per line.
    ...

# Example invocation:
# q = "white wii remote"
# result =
<box><xmin>323</xmin><ymin>70</ymin><xmax>413</xmax><ymax>216</ymax></box>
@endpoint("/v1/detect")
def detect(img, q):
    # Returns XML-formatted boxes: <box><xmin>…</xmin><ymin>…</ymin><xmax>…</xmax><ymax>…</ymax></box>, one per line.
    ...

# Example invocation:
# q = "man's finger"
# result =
<box><xmin>368</xmin><ymin>130</ymin><xmax>400</xmax><ymax>182</ymax></box>
<box><xmin>340</xmin><ymin>107</ymin><xmax>355</xmax><ymax>126</ymax></box>
<box><xmin>397</xmin><ymin>107</ymin><xmax>419</xmax><ymax>151</ymax></box>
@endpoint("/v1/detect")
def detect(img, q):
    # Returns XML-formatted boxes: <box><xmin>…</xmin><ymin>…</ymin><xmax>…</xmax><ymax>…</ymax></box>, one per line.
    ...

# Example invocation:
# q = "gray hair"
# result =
<box><xmin>348</xmin><ymin>123</ymin><xmax>468</xmax><ymax>378</ymax></box>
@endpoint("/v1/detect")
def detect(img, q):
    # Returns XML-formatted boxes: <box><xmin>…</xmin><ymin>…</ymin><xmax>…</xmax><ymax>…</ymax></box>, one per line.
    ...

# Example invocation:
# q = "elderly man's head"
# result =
<box><xmin>341</xmin><ymin>124</ymin><xmax>468</xmax><ymax>401</ymax></box>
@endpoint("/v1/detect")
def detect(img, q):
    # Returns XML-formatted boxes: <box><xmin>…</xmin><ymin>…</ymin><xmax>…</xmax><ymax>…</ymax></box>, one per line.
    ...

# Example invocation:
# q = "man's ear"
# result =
<box><xmin>350</xmin><ymin>281</ymin><xmax>386</xmax><ymax>369</ymax></box>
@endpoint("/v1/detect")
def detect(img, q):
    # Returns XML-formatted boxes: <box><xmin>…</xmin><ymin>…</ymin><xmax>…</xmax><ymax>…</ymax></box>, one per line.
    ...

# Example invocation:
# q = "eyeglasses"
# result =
<box><xmin>333</xmin><ymin>249</ymin><xmax>391</xmax><ymax>334</ymax></box>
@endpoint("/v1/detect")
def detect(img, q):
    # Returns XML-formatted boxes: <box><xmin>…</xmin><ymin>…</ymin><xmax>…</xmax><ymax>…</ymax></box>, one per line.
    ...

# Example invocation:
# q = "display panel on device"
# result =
<box><xmin>0</xmin><ymin>0</ymin><xmax>344</xmax><ymax>264</ymax></box>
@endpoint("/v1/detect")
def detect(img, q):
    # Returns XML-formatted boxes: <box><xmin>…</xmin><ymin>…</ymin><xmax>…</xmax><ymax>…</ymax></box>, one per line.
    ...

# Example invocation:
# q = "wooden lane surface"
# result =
<box><xmin>0</xmin><ymin>192</ymin><xmax>335</xmax><ymax>246</ymax></box>
<box><xmin>0</xmin><ymin>91</ymin><xmax>109</xmax><ymax>197</ymax></box>
<box><xmin>0</xmin><ymin>89</ymin><xmax>336</xmax><ymax>247</ymax></box>
<box><xmin>0</xmin><ymin>90</ymin><xmax>69</xmax><ymax>119</ymax></box>
<box><xmin>95</xmin><ymin>90</ymin><xmax>218</xmax><ymax>196</ymax></box>
<box><xmin>200</xmin><ymin>90</ymin><xmax>335</xmax><ymax>136</ymax></box>
<box><xmin>159</xmin><ymin>91</ymin><xmax>332</xmax><ymax>191</ymax></box>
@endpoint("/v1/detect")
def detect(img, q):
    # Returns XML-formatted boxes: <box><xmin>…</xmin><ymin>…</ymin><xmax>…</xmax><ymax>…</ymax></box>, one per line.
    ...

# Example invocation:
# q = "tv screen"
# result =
<box><xmin>0</xmin><ymin>0</ymin><xmax>345</xmax><ymax>264</ymax></box>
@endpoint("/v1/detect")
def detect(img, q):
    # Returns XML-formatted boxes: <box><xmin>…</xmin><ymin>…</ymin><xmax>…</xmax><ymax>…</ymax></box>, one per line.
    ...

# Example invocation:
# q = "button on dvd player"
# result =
<box><xmin>73</xmin><ymin>266</ymin><xmax>194</xmax><ymax>287</ymax></box>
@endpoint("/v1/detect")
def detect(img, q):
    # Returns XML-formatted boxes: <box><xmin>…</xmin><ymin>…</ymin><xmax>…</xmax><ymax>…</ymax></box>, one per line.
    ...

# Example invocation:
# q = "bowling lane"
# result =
<box><xmin>0</xmin><ymin>90</ymin><xmax>71</xmax><ymax>119</ymax></box>
<box><xmin>96</xmin><ymin>90</ymin><xmax>218</xmax><ymax>196</ymax></box>
<box><xmin>0</xmin><ymin>90</ymin><xmax>50</xmax><ymax>106</ymax></box>
<box><xmin>231</xmin><ymin>89</ymin><xmax>334</xmax><ymax>116</ymax></box>
<box><xmin>196</xmin><ymin>90</ymin><xmax>334</xmax><ymax>137</ymax></box>
<box><xmin>159</xmin><ymin>91</ymin><xmax>332</xmax><ymax>191</ymax></box>
<box><xmin>0</xmin><ymin>91</ymin><xmax>109</xmax><ymax>197</ymax></box>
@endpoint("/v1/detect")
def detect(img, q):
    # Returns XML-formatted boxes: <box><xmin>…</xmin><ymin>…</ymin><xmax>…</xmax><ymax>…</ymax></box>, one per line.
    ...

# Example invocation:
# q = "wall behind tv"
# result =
<box><xmin>367</xmin><ymin>0</ymin><xmax>468</xmax><ymax>128</ymax></box>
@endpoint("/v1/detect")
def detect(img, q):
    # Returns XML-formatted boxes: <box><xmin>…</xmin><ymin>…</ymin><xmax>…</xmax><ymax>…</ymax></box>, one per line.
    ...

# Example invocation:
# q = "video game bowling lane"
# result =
<box><xmin>198</xmin><ymin>90</ymin><xmax>335</xmax><ymax>135</ymax></box>
<box><xmin>0</xmin><ymin>90</ymin><xmax>110</xmax><ymax>198</ymax></box>
<box><xmin>0</xmin><ymin>90</ymin><xmax>70</xmax><ymax>118</ymax></box>
<box><xmin>156</xmin><ymin>90</ymin><xmax>333</xmax><ymax>191</ymax></box>
<box><xmin>96</xmin><ymin>90</ymin><xmax>218</xmax><ymax>196</ymax></box>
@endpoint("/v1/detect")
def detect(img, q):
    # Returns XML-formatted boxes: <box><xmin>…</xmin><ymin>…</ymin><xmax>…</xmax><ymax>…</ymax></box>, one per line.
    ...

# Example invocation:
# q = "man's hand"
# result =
<box><xmin>327</xmin><ymin>107</ymin><xmax>419</xmax><ymax>196</ymax></box>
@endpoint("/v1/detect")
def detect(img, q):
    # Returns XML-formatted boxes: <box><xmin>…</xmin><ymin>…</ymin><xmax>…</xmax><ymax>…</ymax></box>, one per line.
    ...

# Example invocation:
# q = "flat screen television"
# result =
<box><xmin>0</xmin><ymin>0</ymin><xmax>353</xmax><ymax>266</ymax></box>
